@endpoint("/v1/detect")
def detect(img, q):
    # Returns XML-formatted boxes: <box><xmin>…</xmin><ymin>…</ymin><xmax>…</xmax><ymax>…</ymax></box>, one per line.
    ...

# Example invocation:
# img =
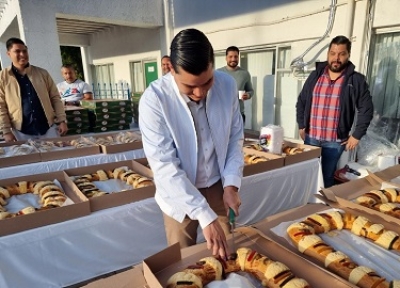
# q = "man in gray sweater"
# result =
<box><xmin>218</xmin><ymin>46</ymin><xmax>254</xmax><ymax>124</ymax></box>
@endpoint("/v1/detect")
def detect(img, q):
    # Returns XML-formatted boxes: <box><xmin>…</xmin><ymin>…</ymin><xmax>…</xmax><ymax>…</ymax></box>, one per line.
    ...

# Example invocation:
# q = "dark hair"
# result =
<box><xmin>170</xmin><ymin>29</ymin><xmax>214</xmax><ymax>75</ymax></box>
<box><xmin>6</xmin><ymin>37</ymin><xmax>26</xmax><ymax>51</ymax></box>
<box><xmin>161</xmin><ymin>55</ymin><xmax>170</xmax><ymax>60</ymax></box>
<box><xmin>329</xmin><ymin>35</ymin><xmax>352</xmax><ymax>53</ymax></box>
<box><xmin>61</xmin><ymin>64</ymin><xmax>75</xmax><ymax>70</ymax></box>
<box><xmin>225</xmin><ymin>46</ymin><xmax>239</xmax><ymax>56</ymax></box>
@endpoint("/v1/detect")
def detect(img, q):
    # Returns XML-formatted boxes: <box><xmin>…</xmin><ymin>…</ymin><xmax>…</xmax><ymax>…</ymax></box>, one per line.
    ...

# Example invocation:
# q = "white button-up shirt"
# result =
<box><xmin>185</xmin><ymin>96</ymin><xmax>220</xmax><ymax>188</ymax></box>
<box><xmin>139</xmin><ymin>71</ymin><xmax>244</xmax><ymax>228</ymax></box>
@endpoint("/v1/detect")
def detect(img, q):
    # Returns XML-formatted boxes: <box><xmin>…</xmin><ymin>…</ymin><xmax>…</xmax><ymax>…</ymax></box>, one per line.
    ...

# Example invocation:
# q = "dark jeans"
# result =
<box><xmin>241</xmin><ymin>113</ymin><xmax>245</xmax><ymax>124</ymax></box>
<box><xmin>304</xmin><ymin>135</ymin><xmax>345</xmax><ymax>188</ymax></box>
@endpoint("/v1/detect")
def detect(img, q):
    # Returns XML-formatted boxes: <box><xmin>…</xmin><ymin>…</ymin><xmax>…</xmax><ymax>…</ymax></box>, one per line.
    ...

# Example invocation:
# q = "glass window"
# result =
<box><xmin>91</xmin><ymin>64</ymin><xmax>115</xmax><ymax>99</ymax></box>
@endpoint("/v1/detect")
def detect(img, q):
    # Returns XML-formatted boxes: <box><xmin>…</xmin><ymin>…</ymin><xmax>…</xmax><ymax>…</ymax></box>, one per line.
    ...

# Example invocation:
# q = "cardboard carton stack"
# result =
<box><xmin>81</xmin><ymin>100</ymin><xmax>133</xmax><ymax>133</ymax></box>
<box><xmin>64</xmin><ymin>106</ymin><xmax>90</xmax><ymax>135</ymax></box>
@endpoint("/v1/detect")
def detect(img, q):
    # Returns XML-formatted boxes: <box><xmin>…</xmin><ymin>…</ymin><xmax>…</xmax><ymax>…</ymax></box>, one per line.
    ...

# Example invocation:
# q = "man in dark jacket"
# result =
<box><xmin>296</xmin><ymin>35</ymin><xmax>373</xmax><ymax>187</ymax></box>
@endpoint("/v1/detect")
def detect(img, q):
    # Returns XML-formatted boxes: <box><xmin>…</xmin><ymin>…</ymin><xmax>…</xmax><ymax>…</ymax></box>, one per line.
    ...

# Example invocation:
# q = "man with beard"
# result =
<box><xmin>161</xmin><ymin>55</ymin><xmax>171</xmax><ymax>75</ymax></box>
<box><xmin>218</xmin><ymin>46</ymin><xmax>254</xmax><ymax>124</ymax></box>
<box><xmin>296</xmin><ymin>35</ymin><xmax>373</xmax><ymax>187</ymax></box>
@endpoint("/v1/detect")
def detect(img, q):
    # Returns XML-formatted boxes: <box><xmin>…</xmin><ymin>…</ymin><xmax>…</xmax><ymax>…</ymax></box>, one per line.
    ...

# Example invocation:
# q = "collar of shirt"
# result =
<box><xmin>323</xmin><ymin>66</ymin><xmax>346</xmax><ymax>83</ymax></box>
<box><xmin>11</xmin><ymin>63</ymin><xmax>30</xmax><ymax>76</ymax></box>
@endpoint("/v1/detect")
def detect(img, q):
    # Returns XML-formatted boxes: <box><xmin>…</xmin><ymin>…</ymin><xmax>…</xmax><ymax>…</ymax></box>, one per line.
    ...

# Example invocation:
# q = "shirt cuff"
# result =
<box><xmin>222</xmin><ymin>175</ymin><xmax>242</xmax><ymax>190</ymax></box>
<box><xmin>193</xmin><ymin>207</ymin><xmax>218</xmax><ymax>229</ymax></box>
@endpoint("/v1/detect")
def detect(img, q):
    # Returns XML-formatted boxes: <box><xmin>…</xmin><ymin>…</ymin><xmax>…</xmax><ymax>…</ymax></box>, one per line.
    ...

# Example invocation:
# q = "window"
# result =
<box><xmin>91</xmin><ymin>64</ymin><xmax>115</xmax><ymax>99</ymax></box>
<box><xmin>130</xmin><ymin>61</ymin><xmax>145</xmax><ymax>94</ymax></box>
<box><xmin>368</xmin><ymin>32</ymin><xmax>400</xmax><ymax>119</ymax></box>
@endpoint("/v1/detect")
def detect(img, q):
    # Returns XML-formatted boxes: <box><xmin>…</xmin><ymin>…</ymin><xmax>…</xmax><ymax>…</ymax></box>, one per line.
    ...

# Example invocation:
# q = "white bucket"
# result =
<box><xmin>259</xmin><ymin>125</ymin><xmax>284</xmax><ymax>155</ymax></box>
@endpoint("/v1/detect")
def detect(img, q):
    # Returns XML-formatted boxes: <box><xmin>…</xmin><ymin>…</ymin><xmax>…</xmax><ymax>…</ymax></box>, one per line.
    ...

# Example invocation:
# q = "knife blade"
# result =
<box><xmin>229</xmin><ymin>208</ymin><xmax>236</xmax><ymax>254</ymax></box>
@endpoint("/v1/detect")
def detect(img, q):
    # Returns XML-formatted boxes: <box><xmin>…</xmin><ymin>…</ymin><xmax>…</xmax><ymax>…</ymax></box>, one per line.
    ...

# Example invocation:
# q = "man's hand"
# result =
<box><xmin>341</xmin><ymin>136</ymin><xmax>359</xmax><ymax>151</ymax></box>
<box><xmin>58</xmin><ymin>122</ymin><xmax>68</xmax><ymax>136</ymax></box>
<box><xmin>242</xmin><ymin>93</ymin><xmax>250</xmax><ymax>100</ymax></box>
<box><xmin>223</xmin><ymin>185</ymin><xmax>241</xmax><ymax>216</ymax></box>
<box><xmin>203</xmin><ymin>220</ymin><xmax>229</xmax><ymax>260</ymax></box>
<box><xmin>299</xmin><ymin>129</ymin><xmax>305</xmax><ymax>141</ymax></box>
<box><xmin>3</xmin><ymin>132</ymin><xmax>16</xmax><ymax>142</ymax></box>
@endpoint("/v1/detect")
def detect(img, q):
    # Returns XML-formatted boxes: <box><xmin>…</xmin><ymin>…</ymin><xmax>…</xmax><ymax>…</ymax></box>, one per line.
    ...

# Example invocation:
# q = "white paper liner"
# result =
<box><xmin>70</xmin><ymin>166</ymin><xmax>133</xmax><ymax>194</ymax></box>
<box><xmin>5</xmin><ymin>179</ymin><xmax>74</xmax><ymax>213</ymax></box>
<box><xmin>0</xmin><ymin>144</ymin><xmax>37</xmax><ymax>158</ymax></box>
<box><xmin>92</xmin><ymin>179</ymin><xmax>132</xmax><ymax>193</ymax></box>
<box><xmin>205</xmin><ymin>272</ymin><xmax>260</xmax><ymax>288</ymax></box>
<box><xmin>270</xmin><ymin>208</ymin><xmax>400</xmax><ymax>281</ymax></box>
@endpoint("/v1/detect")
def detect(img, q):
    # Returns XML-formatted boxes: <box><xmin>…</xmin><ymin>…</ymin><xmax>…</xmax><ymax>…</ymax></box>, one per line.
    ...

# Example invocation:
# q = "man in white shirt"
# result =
<box><xmin>139</xmin><ymin>29</ymin><xmax>244</xmax><ymax>259</ymax></box>
<box><xmin>57</xmin><ymin>64</ymin><xmax>93</xmax><ymax>105</ymax></box>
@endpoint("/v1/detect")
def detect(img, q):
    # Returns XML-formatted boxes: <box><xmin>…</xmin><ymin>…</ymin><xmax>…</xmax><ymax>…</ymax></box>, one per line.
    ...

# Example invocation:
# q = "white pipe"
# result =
<box><xmin>163</xmin><ymin>0</ymin><xmax>172</xmax><ymax>55</ymax></box>
<box><xmin>345</xmin><ymin>0</ymin><xmax>356</xmax><ymax>38</ymax></box>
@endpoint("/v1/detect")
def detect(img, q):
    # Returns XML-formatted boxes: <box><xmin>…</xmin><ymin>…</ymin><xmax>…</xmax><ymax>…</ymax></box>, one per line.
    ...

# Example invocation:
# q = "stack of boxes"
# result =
<box><xmin>64</xmin><ymin>106</ymin><xmax>90</xmax><ymax>135</ymax></box>
<box><xmin>81</xmin><ymin>100</ymin><xmax>133</xmax><ymax>133</ymax></box>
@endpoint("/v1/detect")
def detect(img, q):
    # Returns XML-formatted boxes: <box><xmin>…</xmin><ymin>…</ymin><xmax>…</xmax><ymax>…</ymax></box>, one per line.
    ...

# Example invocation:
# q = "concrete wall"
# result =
<box><xmin>89</xmin><ymin>26</ymin><xmax>161</xmax><ymax>86</ymax></box>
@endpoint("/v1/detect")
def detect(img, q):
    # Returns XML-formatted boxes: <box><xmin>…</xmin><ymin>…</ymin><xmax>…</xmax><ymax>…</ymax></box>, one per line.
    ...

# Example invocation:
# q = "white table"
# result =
<box><xmin>0</xmin><ymin>149</ymin><xmax>146</xmax><ymax>179</ymax></box>
<box><xmin>0</xmin><ymin>158</ymin><xmax>322</xmax><ymax>288</ymax></box>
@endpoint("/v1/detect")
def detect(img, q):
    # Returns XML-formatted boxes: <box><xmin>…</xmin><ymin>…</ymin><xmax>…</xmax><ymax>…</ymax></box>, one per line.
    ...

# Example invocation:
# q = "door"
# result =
<box><xmin>144</xmin><ymin>61</ymin><xmax>158</xmax><ymax>87</ymax></box>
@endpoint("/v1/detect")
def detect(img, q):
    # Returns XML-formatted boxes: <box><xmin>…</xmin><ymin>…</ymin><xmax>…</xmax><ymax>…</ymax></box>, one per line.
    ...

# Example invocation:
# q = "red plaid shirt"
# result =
<box><xmin>309</xmin><ymin>67</ymin><xmax>345</xmax><ymax>142</ymax></box>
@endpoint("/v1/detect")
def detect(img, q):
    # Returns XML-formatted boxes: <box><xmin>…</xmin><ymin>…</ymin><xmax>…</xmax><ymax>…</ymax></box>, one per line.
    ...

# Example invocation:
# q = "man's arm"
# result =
<box><xmin>46</xmin><ymin>73</ymin><xmax>67</xmax><ymax>123</ymax></box>
<box><xmin>139</xmin><ymin>90</ymin><xmax>217</xmax><ymax>229</ymax></box>
<box><xmin>82</xmin><ymin>82</ymin><xmax>93</xmax><ymax>100</ymax></box>
<box><xmin>352</xmin><ymin>76</ymin><xmax>374</xmax><ymax>140</ymax></box>
<box><xmin>0</xmin><ymin>80</ymin><xmax>13</xmax><ymax>137</ymax></box>
<box><xmin>243</xmin><ymin>71</ymin><xmax>254</xmax><ymax>100</ymax></box>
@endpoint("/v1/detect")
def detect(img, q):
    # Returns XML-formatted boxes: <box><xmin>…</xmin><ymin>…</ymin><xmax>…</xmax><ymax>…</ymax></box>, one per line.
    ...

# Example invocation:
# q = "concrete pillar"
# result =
<box><xmin>17</xmin><ymin>0</ymin><xmax>62</xmax><ymax>83</ymax></box>
<box><xmin>0</xmin><ymin>41</ymin><xmax>11</xmax><ymax>69</ymax></box>
<box><xmin>80</xmin><ymin>46</ymin><xmax>93</xmax><ymax>85</ymax></box>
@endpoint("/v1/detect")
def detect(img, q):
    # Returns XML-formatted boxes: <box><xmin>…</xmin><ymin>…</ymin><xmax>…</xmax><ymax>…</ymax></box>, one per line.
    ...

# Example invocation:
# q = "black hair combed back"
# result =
<box><xmin>6</xmin><ymin>37</ymin><xmax>26</xmax><ymax>50</ymax></box>
<box><xmin>329</xmin><ymin>35</ymin><xmax>352</xmax><ymax>53</ymax></box>
<box><xmin>170</xmin><ymin>29</ymin><xmax>214</xmax><ymax>75</ymax></box>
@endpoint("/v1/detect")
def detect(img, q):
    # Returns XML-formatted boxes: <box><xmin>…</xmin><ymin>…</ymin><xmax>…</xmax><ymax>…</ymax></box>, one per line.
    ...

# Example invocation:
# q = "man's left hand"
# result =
<box><xmin>242</xmin><ymin>93</ymin><xmax>250</xmax><ymax>100</ymax></box>
<box><xmin>341</xmin><ymin>136</ymin><xmax>359</xmax><ymax>151</ymax></box>
<box><xmin>223</xmin><ymin>185</ymin><xmax>241</xmax><ymax>216</ymax></box>
<box><xmin>58</xmin><ymin>122</ymin><xmax>68</xmax><ymax>136</ymax></box>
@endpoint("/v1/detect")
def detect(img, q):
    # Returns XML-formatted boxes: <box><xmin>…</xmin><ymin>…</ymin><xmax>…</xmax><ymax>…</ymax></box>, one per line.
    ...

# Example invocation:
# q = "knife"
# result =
<box><xmin>229</xmin><ymin>208</ymin><xmax>236</xmax><ymax>254</ymax></box>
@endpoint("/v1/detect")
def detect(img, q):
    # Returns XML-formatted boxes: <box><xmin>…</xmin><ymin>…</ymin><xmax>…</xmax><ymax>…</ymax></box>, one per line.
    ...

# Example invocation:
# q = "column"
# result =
<box><xmin>17</xmin><ymin>0</ymin><xmax>62</xmax><ymax>83</ymax></box>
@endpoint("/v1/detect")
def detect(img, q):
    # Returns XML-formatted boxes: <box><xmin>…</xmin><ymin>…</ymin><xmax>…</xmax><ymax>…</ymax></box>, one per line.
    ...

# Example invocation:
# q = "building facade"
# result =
<box><xmin>0</xmin><ymin>0</ymin><xmax>399</xmax><ymax>138</ymax></box>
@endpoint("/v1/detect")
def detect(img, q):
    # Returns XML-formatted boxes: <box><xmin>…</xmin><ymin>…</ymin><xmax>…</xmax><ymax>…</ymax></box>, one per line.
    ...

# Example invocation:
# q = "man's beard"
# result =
<box><xmin>328</xmin><ymin>60</ymin><xmax>348</xmax><ymax>73</ymax></box>
<box><xmin>227</xmin><ymin>61</ymin><xmax>238</xmax><ymax>68</ymax></box>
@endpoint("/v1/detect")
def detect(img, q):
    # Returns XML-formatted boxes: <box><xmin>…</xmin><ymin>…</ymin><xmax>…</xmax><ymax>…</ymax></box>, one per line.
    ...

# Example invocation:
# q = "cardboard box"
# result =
<box><xmin>0</xmin><ymin>171</ymin><xmax>90</xmax><ymax>236</ymax></box>
<box><xmin>64</xmin><ymin>159</ymin><xmax>155</xmax><ymax>212</ymax></box>
<box><xmin>91</xmin><ymin>131</ymin><xmax>142</xmax><ymax>154</ymax></box>
<box><xmin>81</xmin><ymin>267</ymin><xmax>146</xmax><ymax>288</ymax></box>
<box><xmin>34</xmin><ymin>135</ymin><xmax>100</xmax><ymax>162</ymax></box>
<box><xmin>242</xmin><ymin>147</ymin><xmax>284</xmax><ymax>176</ymax></box>
<box><xmin>0</xmin><ymin>141</ymin><xmax>41</xmax><ymax>168</ymax></box>
<box><xmin>282</xmin><ymin>140</ymin><xmax>321</xmax><ymax>165</ymax></box>
<box><xmin>253</xmin><ymin>203</ymin><xmax>400</xmax><ymax>284</ymax></box>
<box><xmin>318</xmin><ymin>171</ymin><xmax>400</xmax><ymax>226</ymax></box>
<box><xmin>143</xmin><ymin>226</ymin><xmax>353</xmax><ymax>288</ymax></box>
<box><xmin>81</xmin><ymin>99</ymin><xmax>131</xmax><ymax>110</ymax></box>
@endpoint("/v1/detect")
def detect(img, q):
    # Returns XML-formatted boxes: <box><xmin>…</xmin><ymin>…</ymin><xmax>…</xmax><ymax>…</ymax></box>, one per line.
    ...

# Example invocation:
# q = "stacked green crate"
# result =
<box><xmin>81</xmin><ymin>100</ymin><xmax>133</xmax><ymax>133</ymax></box>
<box><xmin>64</xmin><ymin>107</ymin><xmax>90</xmax><ymax>135</ymax></box>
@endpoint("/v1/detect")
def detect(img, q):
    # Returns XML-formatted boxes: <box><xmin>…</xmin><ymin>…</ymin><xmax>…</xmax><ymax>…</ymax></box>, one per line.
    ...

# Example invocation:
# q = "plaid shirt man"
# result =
<box><xmin>309</xmin><ymin>67</ymin><xmax>345</xmax><ymax>142</ymax></box>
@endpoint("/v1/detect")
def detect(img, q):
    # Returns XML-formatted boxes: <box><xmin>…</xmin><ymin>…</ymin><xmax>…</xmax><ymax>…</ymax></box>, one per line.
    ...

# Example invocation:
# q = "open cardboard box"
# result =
<box><xmin>282</xmin><ymin>140</ymin><xmax>321</xmax><ymax>166</ymax></box>
<box><xmin>317</xmin><ymin>170</ymin><xmax>400</xmax><ymax>226</ymax></box>
<box><xmin>64</xmin><ymin>159</ymin><xmax>155</xmax><ymax>212</ymax></box>
<box><xmin>253</xmin><ymin>203</ymin><xmax>400</xmax><ymax>284</ymax></box>
<box><xmin>33</xmin><ymin>134</ymin><xmax>100</xmax><ymax>162</ymax></box>
<box><xmin>143</xmin><ymin>226</ymin><xmax>354</xmax><ymax>288</ymax></box>
<box><xmin>0</xmin><ymin>171</ymin><xmax>90</xmax><ymax>236</ymax></box>
<box><xmin>0</xmin><ymin>141</ymin><xmax>41</xmax><ymax>168</ymax></box>
<box><xmin>242</xmin><ymin>147</ymin><xmax>284</xmax><ymax>176</ymax></box>
<box><xmin>81</xmin><ymin>266</ymin><xmax>146</xmax><ymax>288</ymax></box>
<box><xmin>89</xmin><ymin>131</ymin><xmax>143</xmax><ymax>154</ymax></box>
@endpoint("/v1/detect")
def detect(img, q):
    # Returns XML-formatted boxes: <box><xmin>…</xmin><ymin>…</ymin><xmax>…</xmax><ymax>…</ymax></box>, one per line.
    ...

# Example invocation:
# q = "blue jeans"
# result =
<box><xmin>304</xmin><ymin>135</ymin><xmax>345</xmax><ymax>188</ymax></box>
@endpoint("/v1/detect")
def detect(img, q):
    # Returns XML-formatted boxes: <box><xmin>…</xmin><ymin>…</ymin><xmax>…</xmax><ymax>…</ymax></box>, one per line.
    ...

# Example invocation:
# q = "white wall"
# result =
<box><xmin>90</xmin><ymin>26</ymin><xmax>162</xmax><ymax>86</ymax></box>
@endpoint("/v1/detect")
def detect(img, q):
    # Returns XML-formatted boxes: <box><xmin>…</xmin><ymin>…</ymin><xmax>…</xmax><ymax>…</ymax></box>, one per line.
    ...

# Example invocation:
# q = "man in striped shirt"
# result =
<box><xmin>296</xmin><ymin>35</ymin><xmax>373</xmax><ymax>187</ymax></box>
